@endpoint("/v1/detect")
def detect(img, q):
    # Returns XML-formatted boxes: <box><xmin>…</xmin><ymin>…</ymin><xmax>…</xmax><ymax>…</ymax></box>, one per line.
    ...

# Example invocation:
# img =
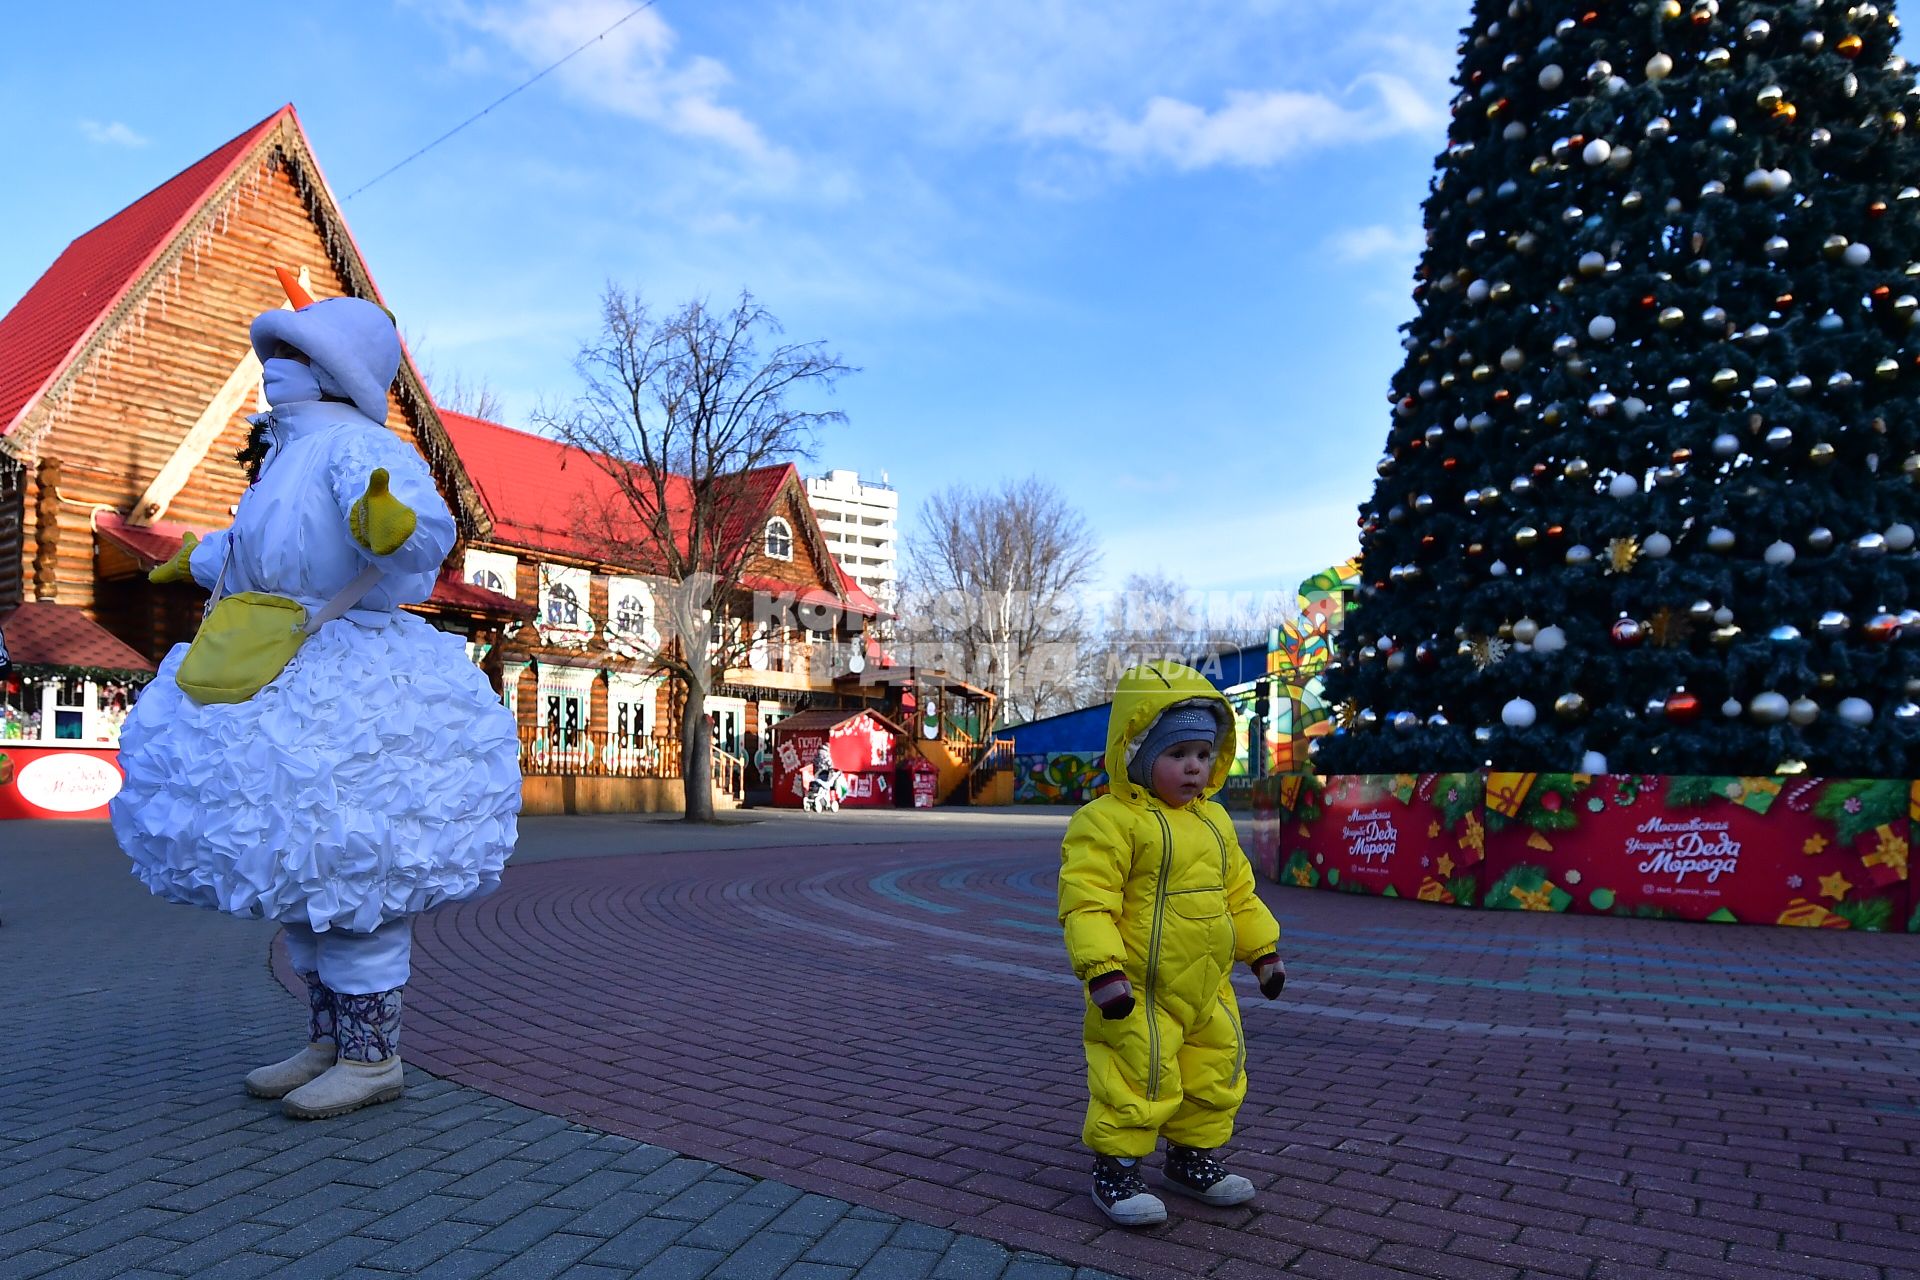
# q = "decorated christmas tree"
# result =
<box><xmin>1320</xmin><ymin>0</ymin><xmax>1920</xmax><ymax>779</ymax></box>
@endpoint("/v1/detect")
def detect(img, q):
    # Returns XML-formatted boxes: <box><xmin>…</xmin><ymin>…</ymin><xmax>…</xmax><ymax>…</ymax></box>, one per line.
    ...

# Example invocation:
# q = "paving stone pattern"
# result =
<box><xmin>0</xmin><ymin>823</ymin><xmax>1116</xmax><ymax>1280</ymax></box>
<box><xmin>381</xmin><ymin>837</ymin><xmax>1920</xmax><ymax>1280</ymax></box>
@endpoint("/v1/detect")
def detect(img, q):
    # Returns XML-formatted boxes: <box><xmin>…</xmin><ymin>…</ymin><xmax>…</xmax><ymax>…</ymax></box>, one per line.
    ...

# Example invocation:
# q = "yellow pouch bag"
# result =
<box><xmin>174</xmin><ymin>528</ymin><xmax>384</xmax><ymax>705</ymax></box>
<box><xmin>176</xmin><ymin>591</ymin><xmax>310</xmax><ymax>704</ymax></box>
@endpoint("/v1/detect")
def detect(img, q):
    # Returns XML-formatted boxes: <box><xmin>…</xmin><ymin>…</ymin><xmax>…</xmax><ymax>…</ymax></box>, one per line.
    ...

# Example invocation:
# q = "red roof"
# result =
<box><xmin>438</xmin><ymin>410</ymin><xmax>875</xmax><ymax>611</ymax></box>
<box><xmin>99</xmin><ymin>512</ymin><xmax>529</xmax><ymax>619</ymax></box>
<box><xmin>94</xmin><ymin>510</ymin><xmax>215</xmax><ymax>569</ymax></box>
<box><xmin>768</xmin><ymin>707</ymin><xmax>910</xmax><ymax>739</ymax></box>
<box><xmin>0</xmin><ymin>602</ymin><xmax>155</xmax><ymax>673</ymax></box>
<box><xmin>0</xmin><ymin>107</ymin><xmax>292</xmax><ymax>440</ymax></box>
<box><xmin>428</xmin><ymin>570</ymin><xmax>534</xmax><ymax>618</ymax></box>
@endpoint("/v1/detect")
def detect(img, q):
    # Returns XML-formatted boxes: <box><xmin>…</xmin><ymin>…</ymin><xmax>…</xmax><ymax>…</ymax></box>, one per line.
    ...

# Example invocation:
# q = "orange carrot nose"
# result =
<box><xmin>274</xmin><ymin>265</ymin><xmax>314</xmax><ymax>309</ymax></box>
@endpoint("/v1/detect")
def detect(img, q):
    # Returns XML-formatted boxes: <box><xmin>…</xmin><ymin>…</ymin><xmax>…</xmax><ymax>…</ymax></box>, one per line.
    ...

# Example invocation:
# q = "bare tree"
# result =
<box><xmin>1081</xmin><ymin>570</ymin><xmax>1299</xmax><ymax>703</ymax></box>
<box><xmin>900</xmin><ymin>477</ymin><xmax>1101</xmax><ymax>726</ymax></box>
<box><xmin>407</xmin><ymin>330</ymin><xmax>506</xmax><ymax>421</ymax></box>
<box><xmin>534</xmin><ymin>286</ymin><xmax>852</xmax><ymax>820</ymax></box>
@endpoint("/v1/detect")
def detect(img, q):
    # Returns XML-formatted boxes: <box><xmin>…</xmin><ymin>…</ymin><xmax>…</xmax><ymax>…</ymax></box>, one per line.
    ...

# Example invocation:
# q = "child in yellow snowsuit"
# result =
<box><xmin>1059</xmin><ymin>661</ymin><xmax>1285</xmax><ymax>1226</ymax></box>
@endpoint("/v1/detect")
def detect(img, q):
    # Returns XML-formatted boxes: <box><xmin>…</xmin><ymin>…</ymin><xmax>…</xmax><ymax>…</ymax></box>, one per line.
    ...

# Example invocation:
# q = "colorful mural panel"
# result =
<box><xmin>1013</xmin><ymin>751</ymin><xmax>1108</xmax><ymax>805</ymax></box>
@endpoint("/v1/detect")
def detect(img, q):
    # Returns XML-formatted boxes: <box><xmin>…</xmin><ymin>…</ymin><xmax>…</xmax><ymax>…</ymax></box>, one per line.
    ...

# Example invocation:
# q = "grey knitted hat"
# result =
<box><xmin>1126</xmin><ymin>705</ymin><xmax>1222</xmax><ymax>788</ymax></box>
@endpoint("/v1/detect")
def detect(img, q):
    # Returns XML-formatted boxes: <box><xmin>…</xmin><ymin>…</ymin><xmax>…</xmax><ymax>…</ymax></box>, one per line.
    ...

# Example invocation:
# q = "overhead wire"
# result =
<box><xmin>344</xmin><ymin>0</ymin><xmax>661</xmax><ymax>200</ymax></box>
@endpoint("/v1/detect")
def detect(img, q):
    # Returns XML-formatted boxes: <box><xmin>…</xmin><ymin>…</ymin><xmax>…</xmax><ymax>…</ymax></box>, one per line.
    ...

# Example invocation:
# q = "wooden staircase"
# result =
<box><xmin>710</xmin><ymin>745</ymin><xmax>746</xmax><ymax>811</ymax></box>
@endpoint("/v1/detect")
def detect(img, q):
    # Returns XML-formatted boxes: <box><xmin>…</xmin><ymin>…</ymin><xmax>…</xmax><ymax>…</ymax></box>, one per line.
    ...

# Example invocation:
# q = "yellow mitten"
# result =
<box><xmin>149</xmin><ymin>531</ymin><xmax>200</xmax><ymax>584</ymax></box>
<box><xmin>349</xmin><ymin>468</ymin><xmax>416</xmax><ymax>557</ymax></box>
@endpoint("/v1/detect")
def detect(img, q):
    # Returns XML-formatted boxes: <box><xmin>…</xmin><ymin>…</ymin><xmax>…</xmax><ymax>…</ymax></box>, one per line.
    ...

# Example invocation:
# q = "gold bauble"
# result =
<box><xmin>1659</xmin><ymin>0</ymin><xmax>1681</xmax><ymax>16</ymax></box>
<box><xmin>1809</xmin><ymin>442</ymin><xmax>1837</xmax><ymax>465</ymax></box>
<box><xmin>1711</xmin><ymin>367</ymin><xmax>1741</xmax><ymax>392</ymax></box>
<box><xmin>1876</xmin><ymin>357</ymin><xmax>1901</xmax><ymax>380</ymax></box>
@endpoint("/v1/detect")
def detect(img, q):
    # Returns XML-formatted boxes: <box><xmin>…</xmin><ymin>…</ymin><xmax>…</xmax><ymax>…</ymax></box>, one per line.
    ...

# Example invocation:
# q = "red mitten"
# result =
<box><xmin>1088</xmin><ymin>971</ymin><xmax>1135</xmax><ymax>1019</ymax></box>
<box><xmin>1251</xmin><ymin>953</ymin><xmax>1286</xmax><ymax>1000</ymax></box>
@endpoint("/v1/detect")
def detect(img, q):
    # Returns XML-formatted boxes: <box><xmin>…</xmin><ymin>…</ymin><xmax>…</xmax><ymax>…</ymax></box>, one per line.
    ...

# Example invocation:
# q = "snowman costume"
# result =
<box><xmin>112</xmin><ymin>285</ymin><xmax>520</xmax><ymax>1118</ymax></box>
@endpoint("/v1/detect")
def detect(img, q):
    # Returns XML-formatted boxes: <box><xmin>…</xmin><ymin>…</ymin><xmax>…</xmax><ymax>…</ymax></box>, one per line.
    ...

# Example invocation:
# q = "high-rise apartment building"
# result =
<box><xmin>805</xmin><ymin>469</ymin><xmax>898</xmax><ymax>620</ymax></box>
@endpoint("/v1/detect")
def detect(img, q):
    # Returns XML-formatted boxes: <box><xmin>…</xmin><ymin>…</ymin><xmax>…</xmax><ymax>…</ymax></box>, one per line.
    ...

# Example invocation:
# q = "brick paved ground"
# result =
<box><xmin>363</xmin><ymin>828</ymin><xmax>1920</xmax><ymax>1280</ymax></box>
<box><xmin>0</xmin><ymin>819</ymin><xmax>1117</xmax><ymax>1280</ymax></box>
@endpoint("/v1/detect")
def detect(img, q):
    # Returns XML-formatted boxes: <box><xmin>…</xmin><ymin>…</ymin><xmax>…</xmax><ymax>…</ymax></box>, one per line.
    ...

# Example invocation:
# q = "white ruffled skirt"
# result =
<box><xmin>112</xmin><ymin>612</ymin><xmax>520</xmax><ymax>932</ymax></box>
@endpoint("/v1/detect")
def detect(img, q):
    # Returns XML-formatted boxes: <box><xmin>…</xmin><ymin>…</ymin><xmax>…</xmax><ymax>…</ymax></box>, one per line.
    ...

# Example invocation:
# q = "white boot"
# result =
<box><xmin>247</xmin><ymin>969</ymin><xmax>338</xmax><ymax>1098</ymax></box>
<box><xmin>283</xmin><ymin>986</ymin><xmax>405</xmax><ymax>1120</ymax></box>
<box><xmin>245</xmin><ymin>1043</ymin><xmax>337</xmax><ymax>1099</ymax></box>
<box><xmin>282</xmin><ymin>1056</ymin><xmax>405</xmax><ymax>1119</ymax></box>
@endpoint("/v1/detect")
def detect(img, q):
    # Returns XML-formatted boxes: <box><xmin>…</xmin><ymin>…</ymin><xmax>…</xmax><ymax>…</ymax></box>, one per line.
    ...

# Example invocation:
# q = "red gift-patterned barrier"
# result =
<box><xmin>1258</xmin><ymin>773</ymin><xmax>1486</xmax><ymax>907</ymax></box>
<box><xmin>1253</xmin><ymin>772</ymin><xmax>1913</xmax><ymax>933</ymax></box>
<box><xmin>1482</xmin><ymin>774</ymin><xmax>1909</xmax><ymax>929</ymax></box>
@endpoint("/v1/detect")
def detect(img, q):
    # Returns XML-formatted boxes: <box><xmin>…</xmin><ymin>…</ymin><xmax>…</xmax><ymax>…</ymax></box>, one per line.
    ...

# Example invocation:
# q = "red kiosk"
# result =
<box><xmin>769</xmin><ymin>708</ymin><xmax>909</xmax><ymax>809</ymax></box>
<box><xmin>0</xmin><ymin>603</ymin><xmax>156</xmax><ymax>820</ymax></box>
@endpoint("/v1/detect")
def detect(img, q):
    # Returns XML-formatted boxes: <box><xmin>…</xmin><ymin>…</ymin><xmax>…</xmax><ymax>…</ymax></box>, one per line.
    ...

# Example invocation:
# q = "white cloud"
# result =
<box><xmin>1024</xmin><ymin>72</ymin><xmax>1442</xmax><ymax>171</ymax></box>
<box><xmin>419</xmin><ymin>0</ymin><xmax>793</xmax><ymax>179</ymax></box>
<box><xmin>1327</xmin><ymin>224</ymin><xmax>1424</xmax><ymax>263</ymax></box>
<box><xmin>78</xmin><ymin>119</ymin><xmax>146</xmax><ymax>147</ymax></box>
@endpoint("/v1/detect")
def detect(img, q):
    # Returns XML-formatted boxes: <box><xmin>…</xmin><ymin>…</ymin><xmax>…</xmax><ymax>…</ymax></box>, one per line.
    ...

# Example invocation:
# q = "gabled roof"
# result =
<box><xmin>0</xmin><ymin>602</ymin><xmax>155</xmax><ymax>673</ymax></box>
<box><xmin>441</xmin><ymin>409</ymin><xmax>879</xmax><ymax>614</ymax></box>
<box><xmin>0</xmin><ymin>109</ymin><xmax>285</xmax><ymax>443</ymax></box>
<box><xmin>0</xmin><ymin>106</ymin><xmax>491</xmax><ymax>539</ymax></box>
<box><xmin>768</xmin><ymin>707</ymin><xmax>909</xmax><ymax>739</ymax></box>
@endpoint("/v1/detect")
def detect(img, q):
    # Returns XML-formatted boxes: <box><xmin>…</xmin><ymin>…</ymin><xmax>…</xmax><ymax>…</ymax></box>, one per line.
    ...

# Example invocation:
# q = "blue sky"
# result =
<box><xmin>1</xmin><ymin>0</ymin><xmax>1468</xmax><ymax>601</ymax></box>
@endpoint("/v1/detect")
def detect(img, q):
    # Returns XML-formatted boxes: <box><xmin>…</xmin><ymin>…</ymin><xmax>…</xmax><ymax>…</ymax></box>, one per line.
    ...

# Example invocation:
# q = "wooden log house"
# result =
<box><xmin>440</xmin><ymin>409</ymin><xmax>887</xmax><ymax>812</ymax></box>
<box><xmin>0</xmin><ymin>105</ymin><xmax>885</xmax><ymax>815</ymax></box>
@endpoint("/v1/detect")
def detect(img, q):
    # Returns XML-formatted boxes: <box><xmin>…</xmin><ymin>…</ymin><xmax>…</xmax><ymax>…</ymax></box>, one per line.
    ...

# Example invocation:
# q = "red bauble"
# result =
<box><xmin>1665</xmin><ymin>692</ymin><xmax>1703</xmax><ymax>723</ymax></box>
<box><xmin>1540</xmin><ymin>791</ymin><xmax>1563</xmax><ymax>812</ymax></box>
<box><xmin>1611</xmin><ymin>617</ymin><xmax>1645</xmax><ymax>647</ymax></box>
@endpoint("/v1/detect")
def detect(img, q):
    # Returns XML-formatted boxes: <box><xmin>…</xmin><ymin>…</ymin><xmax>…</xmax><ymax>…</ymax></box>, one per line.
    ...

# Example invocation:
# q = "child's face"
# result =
<box><xmin>1149</xmin><ymin>739</ymin><xmax>1215</xmax><ymax>806</ymax></box>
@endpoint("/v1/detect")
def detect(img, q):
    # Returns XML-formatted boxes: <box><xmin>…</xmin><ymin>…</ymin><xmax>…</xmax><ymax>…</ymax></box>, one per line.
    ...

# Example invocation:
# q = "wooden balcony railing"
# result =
<box><xmin>518</xmin><ymin>727</ymin><xmax>682</xmax><ymax>778</ymax></box>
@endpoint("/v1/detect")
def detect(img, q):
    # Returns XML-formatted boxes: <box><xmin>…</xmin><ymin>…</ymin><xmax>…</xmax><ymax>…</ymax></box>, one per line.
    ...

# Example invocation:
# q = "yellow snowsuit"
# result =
<box><xmin>1059</xmin><ymin>662</ymin><xmax>1281</xmax><ymax>1157</ymax></box>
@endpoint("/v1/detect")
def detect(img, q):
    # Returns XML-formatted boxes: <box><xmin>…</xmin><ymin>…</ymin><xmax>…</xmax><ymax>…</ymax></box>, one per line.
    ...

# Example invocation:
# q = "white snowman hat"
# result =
<box><xmin>249</xmin><ymin>266</ymin><xmax>401</xmax><ymax>425</ymax></box>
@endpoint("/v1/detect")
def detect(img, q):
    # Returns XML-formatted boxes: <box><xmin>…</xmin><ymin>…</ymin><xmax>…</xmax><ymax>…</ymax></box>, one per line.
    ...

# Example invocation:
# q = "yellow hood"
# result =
<box><xmin>1105</xmin><ymin>661</ymin><xmax>1236</xmax><ymax>808</ymax></box>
